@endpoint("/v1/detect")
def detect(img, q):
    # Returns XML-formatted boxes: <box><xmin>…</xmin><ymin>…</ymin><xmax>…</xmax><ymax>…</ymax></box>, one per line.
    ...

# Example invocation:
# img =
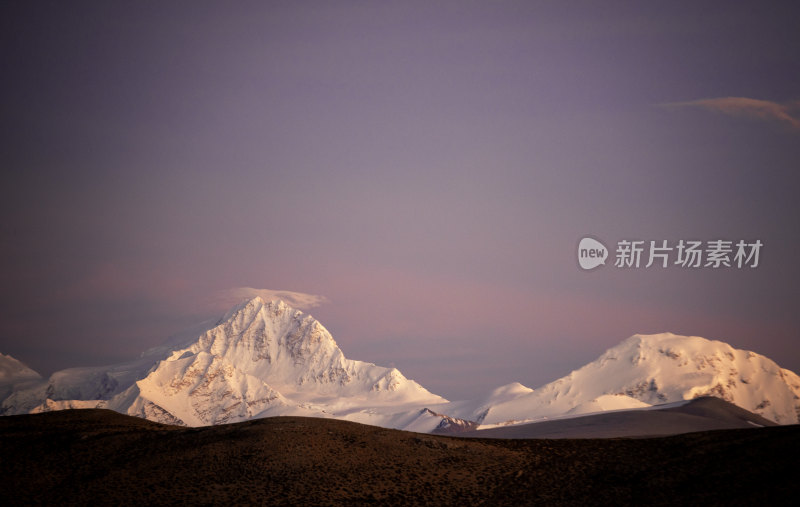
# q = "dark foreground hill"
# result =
<box><xmin>0</xmin><ymin>410</ymin><xmax>797</xmax><ymax>506</ymax></box>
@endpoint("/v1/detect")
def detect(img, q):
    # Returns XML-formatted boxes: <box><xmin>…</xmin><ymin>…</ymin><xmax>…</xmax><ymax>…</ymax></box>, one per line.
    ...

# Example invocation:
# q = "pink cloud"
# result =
<box><xmin>209</xmin><ymin>287</ymin><xmax>329</xmax><ymax>312</ymax></box>
<box><xmin>663</xmin><ymin>96</ymin><xmax>800</xmax><ymax>129</ymax></box>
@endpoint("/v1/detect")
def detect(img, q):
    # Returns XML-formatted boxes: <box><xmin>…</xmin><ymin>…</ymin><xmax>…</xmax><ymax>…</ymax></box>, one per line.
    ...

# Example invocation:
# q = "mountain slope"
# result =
<box><xmin>449</xmin><ymin>333</ymin><xmax>800</xmax><ymax>426</ymax></box>
<box><xmin>459</xmin><ymin>397</ymin><xmax>778</xmax><ymax>439</ymax></box>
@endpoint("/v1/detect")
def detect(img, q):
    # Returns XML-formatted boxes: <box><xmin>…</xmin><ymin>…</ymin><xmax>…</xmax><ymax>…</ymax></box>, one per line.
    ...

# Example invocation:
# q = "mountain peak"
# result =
<box><xmin>198</xmin><ymin>297</ymin><xmax>339</xmax><ymax>371</ymax></box>
<box><xmin>607</xmin><ymin>333</ymin><xmax>740</xmax><ymax>364</ymax></box>
<box><xmin>219</xmin><ymin>296</ymin><xmax>291</xmax><ymax>323</ymax></box>
<box><xmin>568</xmin><ymin>333</ymin><xmax>800</xmax><ymax>424</ymax></box>
<box><xmin>111</xmin><ymin>297</ymin><xmax>446</xmax><ymax>425</ymax></box>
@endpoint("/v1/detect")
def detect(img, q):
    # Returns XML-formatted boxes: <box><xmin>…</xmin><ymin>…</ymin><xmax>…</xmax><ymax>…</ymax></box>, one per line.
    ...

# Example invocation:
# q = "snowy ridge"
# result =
<box><xmin>1</xmin><ymin>300</ymin><xmax>799</xmax><ymax>431</ymax></box>
<box><xmin>117</xmin><ymin>297</ymin><xmax>449</xmax><ymax>426</ymax></box>
<box><xmin>449</xmin><ymin>333</ymin><xmax>800</xmax><ymax>427</ymax></box>
<box><xmin>1</xmin><ymin>297</ymin><xmax>447</xmax><ymax>428</ymax></box>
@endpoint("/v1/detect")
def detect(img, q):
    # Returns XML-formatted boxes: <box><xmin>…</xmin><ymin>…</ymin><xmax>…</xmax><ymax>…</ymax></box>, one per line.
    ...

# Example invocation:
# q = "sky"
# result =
<box><xmin>1</xmin><ymin>1</ymin><xmax>798</xmax><ymax>400</ymax></box>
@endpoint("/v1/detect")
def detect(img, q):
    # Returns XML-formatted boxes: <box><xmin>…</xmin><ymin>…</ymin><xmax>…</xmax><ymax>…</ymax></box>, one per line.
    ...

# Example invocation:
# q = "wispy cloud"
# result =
<box><xmin>211</xmin><ymin>287</ymin><xmax>330</xmax><ymax>312</ymax></box>
<box><xmin>662</xmin><ymin>97</ymin><xmax>800</xmax><ymax>129</ymax></box>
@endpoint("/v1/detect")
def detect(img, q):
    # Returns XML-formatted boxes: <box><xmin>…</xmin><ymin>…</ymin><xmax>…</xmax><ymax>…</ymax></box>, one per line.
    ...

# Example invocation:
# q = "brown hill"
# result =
<box><xmin>0</xmin><ymin>409</ymin><xmax>797</xmax><ymax>506</ymax></box>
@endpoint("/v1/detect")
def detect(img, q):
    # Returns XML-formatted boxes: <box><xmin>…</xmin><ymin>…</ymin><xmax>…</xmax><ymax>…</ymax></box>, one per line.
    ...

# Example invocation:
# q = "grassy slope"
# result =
<box><xmin>0</xmin><ymin>409</ymin><xmax>797</xmax><ymax>506</ymax></box>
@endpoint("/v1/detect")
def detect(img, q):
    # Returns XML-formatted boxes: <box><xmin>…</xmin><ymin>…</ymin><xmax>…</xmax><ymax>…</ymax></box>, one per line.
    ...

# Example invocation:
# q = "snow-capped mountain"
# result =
<box><xmin>444</xmin><ymin>333</ymin><xmax>800</xmax><ymax>426</ymax></box>
<box><xmin>1</xmin><ymin>297</ymin><xmax>447</xmax><ymax>429</ymax></box>
<box><xmin>2</xmin><ymin>299</ymin><xmax>799</xmax><ymax>431</ymax></box>
<box><xmin>115</xmin><ymin>297</ymin><xmax>447</xmax><ymax>426</ymax></box>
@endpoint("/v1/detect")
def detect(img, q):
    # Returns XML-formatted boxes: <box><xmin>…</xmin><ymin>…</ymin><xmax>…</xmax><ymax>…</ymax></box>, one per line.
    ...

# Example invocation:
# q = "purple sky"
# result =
<box><xmin>2</xmin><ymin>1</ymin><xmax>798</xmax><ymax>400</ymax></box>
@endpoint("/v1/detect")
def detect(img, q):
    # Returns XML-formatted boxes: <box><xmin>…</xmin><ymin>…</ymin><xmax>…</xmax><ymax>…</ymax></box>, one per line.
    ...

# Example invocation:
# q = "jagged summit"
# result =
<box><xmin>218</xmin><ymin>297</ymin><xmax>297</xmax><ymax>325</ymax></box>
<box><xmin>209</xmin><ymin>297</ymin><xmax>343</xmax><ymax>363</ymax></box>
<box><xmin>112</xmin><ymin>297</ymin><xmax>447</xmax><ymax>426</ymax></box>
<box><xmin>197</xmin><ymin>296</ymin><xmax>341</xmax><ymax>373</ymax></box>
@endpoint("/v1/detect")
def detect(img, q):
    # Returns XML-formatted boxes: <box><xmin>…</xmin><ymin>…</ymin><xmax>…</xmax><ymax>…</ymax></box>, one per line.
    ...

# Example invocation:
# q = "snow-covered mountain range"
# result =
<box><xmin>440</xmin><ymin>333</ymin><xmax>800</xmax><ymax>427</ymax></box>
<box><xmin>2</xmin><ymin>297</ymin><xmax>799</xmax><ymax>431</ymax></box>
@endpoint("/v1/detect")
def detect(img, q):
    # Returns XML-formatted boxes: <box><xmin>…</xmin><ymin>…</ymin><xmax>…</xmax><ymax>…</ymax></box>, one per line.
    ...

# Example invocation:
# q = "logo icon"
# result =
<box><xmin>578</xmin><ymin>237</ymin><xmax>608</xmax><ymax>270</ymax></box>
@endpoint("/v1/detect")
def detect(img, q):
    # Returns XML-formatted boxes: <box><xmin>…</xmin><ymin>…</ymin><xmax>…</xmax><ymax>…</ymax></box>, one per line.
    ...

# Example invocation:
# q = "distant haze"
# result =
<box><xmin>1</xmin><ymin>1</ymin><xmax>798</xmax><ymax>400</ymax></box>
